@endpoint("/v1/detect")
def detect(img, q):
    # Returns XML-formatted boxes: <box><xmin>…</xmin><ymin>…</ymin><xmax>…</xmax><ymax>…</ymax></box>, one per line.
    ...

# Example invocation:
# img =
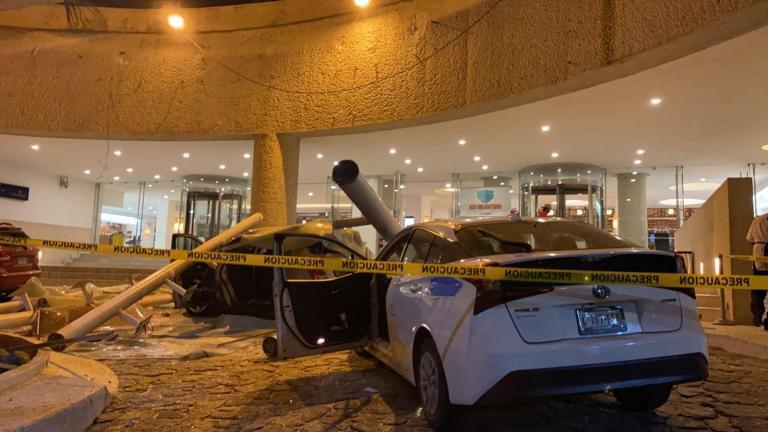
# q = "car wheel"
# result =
<box><xmin>614</xmin><ymin>383</ymin><xmax>673</xmax><ymax>411</ymax></box>
<box><xmin>262</xmin><ymin>336</ymin><xmax>278</xmax><ymax>358</ymax></box>
<box><xmin>415</xmin><ymin>338</ymin><xmax>452</xmax><ymax>430</ymax></box>
<box><xmin>354</xmin><ymin>347</ymin><xmax>374</xmax><ymax>359</ymax></box>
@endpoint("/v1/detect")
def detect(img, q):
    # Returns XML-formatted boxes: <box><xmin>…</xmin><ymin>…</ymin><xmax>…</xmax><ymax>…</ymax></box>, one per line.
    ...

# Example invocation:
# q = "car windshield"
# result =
<box><xmin>0</xmin><ymin>228</ymin><xmax>28</xmax><ymax>239</ymax></box>
<box><xmin>455</xmin><ymin>221</ymin><xmax>636</xmax><ymax>255</ymax></box>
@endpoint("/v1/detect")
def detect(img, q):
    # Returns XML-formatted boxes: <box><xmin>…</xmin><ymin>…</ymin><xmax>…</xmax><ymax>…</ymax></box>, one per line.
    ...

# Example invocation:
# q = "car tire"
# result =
<box><xmin>614</xmin><ymin>383</ymin><xmax>673</xmax><ymax>411</ymax></box>
<box><xmin>415</xmin><ymin>337</ymin><xmax>452</xmax><ymax>430</ymax></box>
<box><xmin>354</xmin><ymin>347</ymin><xmax>374</xmax><ymax>359</ymax></box>
<box><xmin>262</xmin><ymin>336</ymin><xmax>278</xmax><ymax>358</ymax></box>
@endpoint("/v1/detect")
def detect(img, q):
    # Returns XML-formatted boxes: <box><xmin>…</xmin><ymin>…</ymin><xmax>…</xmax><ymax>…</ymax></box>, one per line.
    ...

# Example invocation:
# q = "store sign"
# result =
<box><xmin>459</xmin><ymin>187</ymin><xmax>511</xmax><ymax>216</ymax></box>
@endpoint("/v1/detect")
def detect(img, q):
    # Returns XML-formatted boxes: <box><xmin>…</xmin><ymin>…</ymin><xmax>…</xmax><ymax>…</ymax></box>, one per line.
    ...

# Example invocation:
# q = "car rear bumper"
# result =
<box><xmin>476</xmin><ymin>352</ymin><xmax>708</xmax><ymax>405</ymax></box>
<box><xmin>0</xmin><ymin>270</ymin><xmax>41</xmax><ymax>293</ymax></box>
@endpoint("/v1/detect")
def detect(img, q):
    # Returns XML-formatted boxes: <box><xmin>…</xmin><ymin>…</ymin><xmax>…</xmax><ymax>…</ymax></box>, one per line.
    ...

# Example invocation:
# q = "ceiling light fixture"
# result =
<box><xmin>182</xmin><ymin>152</ymin><xmax>190</xmax><ymax>159</ymax></box>
<box><xmin>700</xmin><ymin>177</ymin><xmax>707</xmax><ymax>182</ymax></box>
<box><xmin>541</xmin><ymin>125</ymin><xmax>550</xmax><ymax>132</ymax></box>
<box><xmin>333</xmin><ymin>161</ymin><xmax>339</xmax><ymax>166</ymax></box>
<box><xmin>445</xmin><ymin>183</ymin><xmax>452</xmax><ymax>188</ymax></box>
<box><xmin>154</xmin><ymin>174</ymin><xmax>160</xmax><ymax>180</ymax></box>
<box><xmin>126</xmin><ymin>168</ymin><xmax>134</xmax><ymax>173</ymax></box>
<box><xmin>113</xmin><ymin>176</ymin><xmax>120</xmax><ymax>181</ymax></box>
<box><xmin>404</xmin><ymin>159</ymin><xmax>412</xmax><ymax>165</ymax></box>
<box><xmin>481</xmin><ymin>165</ymin><xmax>489</xmax><ymax>170</ymax></box>
<box><xmin>243</xmin><ymin>172</ymin><xmax>249</xmax><ymax>177</ymax></box>
<box><xmin>417</xmin><ymin>167</ymin><xmax>424</xmax><ymax>173</ymax></box>
<box><xmin>649</xmin><ymin>97</ymin><xmax>662</xmax><ymax>106</ymax></box>
<box><xmin>389</xmin><ymin>148</ymin><xmax>397</xmax><ymax>155</ymax></box>
<box><xmin>219</xmin><ymin>164</ymin><xmax>226</xmax><ymax>170</ymax></box>
<box><xmin>399</xmin><ymin>184</ymin><xmax>406</xmax><ymax>189</ymax></box>
<box><xmin>243</xmin><ymin>153</ymin><xmax>251</xmax><ymax>159</ymax></box>
<box><xmin>551</xmin><ymin>152</ymin><xmax>559</xmax><ymax>158</ymax></box>
<box><xmin>492</xmin><ymin>175</ymin><xmax>498</xmax><ymax>179</ymax></box>
<box><xmin>473</xmin><ymin>155</ymin><xmax>481</xmax><ymax>162</ymax></box>
<box><xmin>171</xmin><ymin>166</ymin><xmax>178</xmax><ymax>171</ymax></box>
<box><xmin>30</xmin><ymin>144</ymin><xmax>40</xmax><ymax>151</ymax></box>
<box><xmin>354</xmin><ymin>0</ymin><xmax>370</xmax><ymax>7</ymax></box>
<box><xmin>633</xmin><ymin>159</ymin><xmax>642</xmax><ymax>165</ymax></box>
<box><xmin>458</xmin><ymin>139</ymin><xmax>466</xmax><ymax>146</ymax></box>
<box><xmin>316</xmin><ymin>153</ymin><xmax>324</xmax><ymax>159</ymax></box>
<box><xmin>636</xmin><ymin>149</ymin><xmax>645</xmax><ymax>155</ymax></box>
<box><xmin>83</xmin><ymin>169</ymin><xmax>91</xmax><ymax>175</ymax></box>
<box><xmin>113</xmin><ymin>150</ymin><xmax>122</xmax><ymax>156</ymax></box>
<box><xmin>167</xmin><ymin>14</ymin><xmax>185</xmax><ymax>30</ymax></box>
<box><xmin>163</xmin><ymin>195</ymin><xmax>169</xmax><ymax>199</ymax></box>
<box><xmin>308</xmin><ymin>192</ymin><xmax>314</xmax><ymax>197</ymax></box>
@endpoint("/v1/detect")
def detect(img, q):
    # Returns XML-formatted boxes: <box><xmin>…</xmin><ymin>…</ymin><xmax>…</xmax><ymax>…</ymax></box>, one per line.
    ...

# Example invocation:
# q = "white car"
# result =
<box><xmin>267</xmin><ymin>217</ymin><xmax>708</xmax><ymax>429</ymax></box>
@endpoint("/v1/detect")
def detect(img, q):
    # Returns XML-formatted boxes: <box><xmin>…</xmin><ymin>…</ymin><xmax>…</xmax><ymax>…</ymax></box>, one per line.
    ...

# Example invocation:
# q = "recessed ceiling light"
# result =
<box><xmin>659</xmin><ymin>198</ymin><xmax>705</xmax><ymax>206</ymax></box>
<box><xmin>170</xmin><ymin>189</ymin><xmax>175</xmax><ymax>193</ymax></box>
<box><xmin>557</xmin><ymin>168</ymin><xmax>562</xmax><ymax>173</ymax></box>
<box><xmin>458</xmin><ymin>139</ymin><xmax>467</xmax><ymax>145</ymax></box>
<box><xmin>333</xmin><ymin>161</ymin><xmax>339</xmax><ymax>166</ymax></box>
<box><xmin>30</xmin><ymin>144</ymin><xmax>40</xmax><ymax>151</ymax></box>
<box><xmin>354</xmin><ymin>0</ymin><xmax>369</xmax><ymax>8</ymax></box>
<box><xmin>171</xmin><ymin>166</ymin><xmax>178</xmax><ymax>172</ymax></box>
<box><xmin>399</xmin><ymin>184</ymin><xmax>406</xmax><ymax>189</ymax></box>
<box><xmin>219</xmin><ymin>164</ymin><xmax>226</xmax><ymax>170</ymax></box>
<box><xmin>445</xmin><ymin>183</ymin><xmax>452</xmax><ymax>188</ymax></box>
<box><xmin>636</xmin><ymin>149</ymin><xmax>645</xmax><ymax>155</ymax></box>
<box><xmin>182</xmin><ymin>152</ymin><xmax>190</xmax><ymax>158</ymax></box>
<box><xmin>632</xmin><ymin>171</ymin><xmax>637</xmax><ymax>175</ymax></box>
<box><xmin>404</xmin><ymin>159</ymin><xmax>412</xmax><ymax>165</ymax></box>
<box><xmin>417</xmin><ymin>167</ymin><xmax>424</xmax><ymax>173</ymax></box>
<box><xmin>330</xmin><ymin>185</ymin><xmax>337</xmax><ymax>189</ymax></box>
<box><xmin>630</xmin><ymin>178</ymin><xmax>636</xmax><ymax>183</ymax></box>
<box><xmin>243</xmin><ymin>153</ymin><xmax>251</xmax><ymax>159</ymax></box>
<box><xmin>316</xmin><ymin>153</ymin><xmax>324</xmax><ymax>159</ymax></box>
<box><xmin>541</xmin><ymin>125</ymin><xmax>550</xmax><ymax>132</ymax></box>
<box><xmin>113</xmin><ymin>176</ymin><xmax>120</xmax><ymax>181</ymax></box>
<box><xmin>481</xmin><ymin>165</ymin><xmax>489</xmax><ymax>170</ymax></box>
<box><xmin>148</xmin><ymin>206</ymin><xmax>153</xmax><ymax>211</ymax></box>
<box><xmin>389</xmin><ymin>148</ymin><xmax>397</xmax><ymax>155</ymax></box>
<box><xmin>508</xmin><ymin>190</ymin><xmax>514</xmax><ymax>194</ymax></box>
<box><xmin>163</xmin><ymin>195</ymin><xmax>169</xmax><ymax>199</ymax></box>
<box><xmin>700</xmin><ymin>177</ymin><xmax>707</xmax><ymax>182</ymax></box>
<box><xmin>649</xmin><ymin>97</ymin><xmax>662</xmax><ymax>106</ymax></box>
<box><xmin>492</xmin><ymin>175</ymin><xmax>498</xmax><ymax>179</ymax></box>
<box><xmin>126</xmin><ymin>167</ymin><xmax>134</xmax><ymax>173</ymax></box>
<box><xmin>633</xmin><ymin>159</ymin><xmax>642</xmax><ymax>165</ymax></box>
<box><xmin>762</xmin><ymin>144</ymin><xmax>768</xmax><ymax>151</ymax></box>
<box><xmin>626</xmin><ymin>198</ymin><xmax>632</xmax><ymax>202</ymax></box>
<box><xmin>587</xmin><ymin>170</ymin><xmax>592</xmax><ymax>174</ymax></box>
<box><xmin>384</xmin><ymin>184</ymin><xmax>389</xmax><ymax>188</ymax></box>
<box><xmin>473</xmin><ymin>155</ymin><xmax>481</xmax><ymax>162</ymax></box>
<box><xmin>551</xmin><ymin>152</ymin><xmax>559</xmax><ymax>158</ymax></box>
<box><xmin>167</xmin><ymin>14</ymin><xmax>184</xmax><ymax>30</ymax></box>
<box><xmin>147</xmin><ymin>184</ymin><xmax>153</xmax><ymax>188</ymax></box>
<box><xmin>154</xmin><ymin>174</ymin><xmax>160</xmax><ymax>180</ymax></box>
<box><xmin>83</xmin><ymin>169</ymin><xmax>91</xmax><ymax>175</ymax></box>
<box><xmin>113</xmin><ymin>150</ymin><xmax>122</xmax><ymax>156</ymax></box>
<box><xmin>500</xmin><ymin>182</ymin><xmax>505</xmax><ymax>185</ymax></box>
<box><xmin>243</xmin><ymin>172</ymin><xmax>249</xmax><ymax>177</ymax></box>
<box><xmin>308</xmin><ymin>192</ymin><xmax>314</xmax><ymax>197</ymax></box>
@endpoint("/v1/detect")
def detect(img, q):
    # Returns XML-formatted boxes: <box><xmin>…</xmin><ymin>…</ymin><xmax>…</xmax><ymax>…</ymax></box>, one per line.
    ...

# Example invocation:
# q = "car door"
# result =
<box><xmin>388</xmin><ymin>228</ymin><xmax>440</xmax><ymax>367</ymax></box>
<box><xmin>272</xmin><ymin>233</ymin><xmax>373</xmax><ymax>359</ymax></box>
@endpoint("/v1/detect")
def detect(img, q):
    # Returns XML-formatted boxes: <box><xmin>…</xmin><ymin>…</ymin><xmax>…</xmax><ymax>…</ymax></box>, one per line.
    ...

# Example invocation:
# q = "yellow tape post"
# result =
<box><xmin>2</xmin><ymin>236</ymin><xmax>767</xmax><ymax>291</ymax></box>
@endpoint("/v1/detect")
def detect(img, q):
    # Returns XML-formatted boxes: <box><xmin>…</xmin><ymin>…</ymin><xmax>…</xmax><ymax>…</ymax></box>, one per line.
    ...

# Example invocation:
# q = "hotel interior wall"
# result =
<box><xmin>0</xmin><ymin>159</ymin><xmax>95</xmax><ymax>264</ymax></box>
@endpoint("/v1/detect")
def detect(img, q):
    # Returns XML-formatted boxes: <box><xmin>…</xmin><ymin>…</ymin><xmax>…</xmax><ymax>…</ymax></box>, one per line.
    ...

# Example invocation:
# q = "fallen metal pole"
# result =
<box><xmin>49</xmin><ymin>212</ymin><xmax>264</xmax><ymax>348</ymax></box>
<box><xmin>0</xmin><ymin>300</ymin><xmax>23</xmax><ymax>315</ymax></box>
<box><xmin>0</xmin><ymin>311</ymin><xmax>34</xmax><ymax>329</ymax></box>
<box><xmin>332</xmin><ymin>160</ymin><xmax>401</xmax><ymax>241</ymax></box>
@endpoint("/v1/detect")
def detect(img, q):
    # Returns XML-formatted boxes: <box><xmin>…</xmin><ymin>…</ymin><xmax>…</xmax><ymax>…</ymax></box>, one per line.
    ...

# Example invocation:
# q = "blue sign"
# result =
<box><xmin>476</xmin><ymin>189</ymin><xmax>495</xmax><ymax>204</ymax></box>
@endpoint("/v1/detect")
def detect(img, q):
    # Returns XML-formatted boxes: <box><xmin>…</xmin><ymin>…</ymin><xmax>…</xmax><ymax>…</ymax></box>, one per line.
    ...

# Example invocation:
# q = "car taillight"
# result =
<box><xmin>673</xmin><ymin>255</ymin><xmax>696</xmax><ymax>299</ymax></box>
<box><xmin>0</xmin><ymin>248</ymin><xmax>10</xmax><ymax>264</ymax></box>
<box><xmin>471</xmin><ymin>279</ymin><xmax>554</xmax><ymax>314</ymax></box>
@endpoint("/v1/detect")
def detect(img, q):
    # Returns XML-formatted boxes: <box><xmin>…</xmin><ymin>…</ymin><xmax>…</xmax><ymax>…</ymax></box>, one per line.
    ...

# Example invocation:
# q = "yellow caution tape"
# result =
<box><xmin>727</xmin><ymin>254</ymin><xmax>768</xmax><ymax>262</ymax></box>
<box><xmin>2</xmin><ymin>236</ymin><xmax>767</xmax><ymax>291</ymax></box>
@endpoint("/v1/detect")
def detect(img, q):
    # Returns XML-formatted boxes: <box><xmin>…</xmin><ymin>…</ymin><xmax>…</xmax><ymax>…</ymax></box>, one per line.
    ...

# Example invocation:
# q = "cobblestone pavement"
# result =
<box><xmin>88</xmin><ymin>345</ymin><xmax>768</xmax><ymax>432</ymax></box>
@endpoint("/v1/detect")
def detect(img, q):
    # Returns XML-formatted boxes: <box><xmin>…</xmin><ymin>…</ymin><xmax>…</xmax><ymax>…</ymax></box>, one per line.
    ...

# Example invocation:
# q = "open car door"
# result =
<box><xmin>270</xmin><ymin>233</ymin><xmax>373</xmax><ymax>359</ymax></box>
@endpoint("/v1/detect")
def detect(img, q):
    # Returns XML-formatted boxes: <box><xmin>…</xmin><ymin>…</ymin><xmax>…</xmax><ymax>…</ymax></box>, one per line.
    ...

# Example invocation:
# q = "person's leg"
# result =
<box><xmin>752</xmin><ymin>289</ymin><xmax>767</xmax><ymax>326</ymax></box>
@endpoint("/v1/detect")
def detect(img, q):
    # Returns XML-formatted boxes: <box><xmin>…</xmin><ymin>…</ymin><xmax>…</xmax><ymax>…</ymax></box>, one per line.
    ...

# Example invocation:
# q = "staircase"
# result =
<box><xmin>40</xmin><ymin>254</ymin><xmax>164</xmax><ymax>287</ymax></box>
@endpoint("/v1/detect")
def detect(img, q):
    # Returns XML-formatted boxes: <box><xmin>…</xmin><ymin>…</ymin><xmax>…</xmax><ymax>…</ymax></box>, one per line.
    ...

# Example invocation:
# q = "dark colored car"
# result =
<box><xmin>0</xmin><ymin>223</ymin><xmax>41</xmax><ymax>300</ymax></box>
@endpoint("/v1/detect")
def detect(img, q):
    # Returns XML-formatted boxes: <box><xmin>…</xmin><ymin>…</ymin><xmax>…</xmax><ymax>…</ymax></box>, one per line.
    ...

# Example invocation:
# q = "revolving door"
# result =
<box><xmin>181</xmin><ymin>175</ymin><xmax>250</xmax><ymax>241</ymax></box>
<box><xmin>519</xmin><ymin>163</ymin><xmax>606</xmax><ymax>228</ymax></box>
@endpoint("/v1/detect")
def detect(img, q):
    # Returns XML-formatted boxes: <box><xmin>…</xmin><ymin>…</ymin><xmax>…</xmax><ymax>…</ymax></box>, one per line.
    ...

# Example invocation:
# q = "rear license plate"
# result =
<box><xmin>576</xmin><ymin>306</ymin><xmax>627</xmax><ymax>336</ymax></box>
<box><xmin>16</xmin><ymin>257</ymin><xmax>29</xmax><ymax>265</ymax></box>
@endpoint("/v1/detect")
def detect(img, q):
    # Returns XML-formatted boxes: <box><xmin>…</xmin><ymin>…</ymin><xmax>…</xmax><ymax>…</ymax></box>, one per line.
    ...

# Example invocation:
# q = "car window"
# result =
<box><xmin>380</xmin><ymin>232</ymin><xmax>410</xmax><ymax>262</ymax></box>
<box><xmin>0</xmin><ymin>228</ymin><xmax>29</xmax><ymax>239</ymax></box>
<box><xmin>402</xmin><ymin>229</ymin><xmax>434</xmax><ymax>264</ymax></box>
<box><xmin>281</xmin><ymin>236</ymin><xmax>359</xmax><ymax>281</ymax></box>
<box><xmin>456</xmin><ymin>221</ymin><xmax>636</xmax><ymax>255</ymax></box>
<box><xmin>426</xmin><ymin>236</ymin><xmax>467</xmax><ymax>264</ymax></box>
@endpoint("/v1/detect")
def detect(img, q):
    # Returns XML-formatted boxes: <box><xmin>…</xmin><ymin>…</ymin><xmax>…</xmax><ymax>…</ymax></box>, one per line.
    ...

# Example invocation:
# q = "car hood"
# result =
<box><xmin>454</xmin><ymin>248</ymin><xmax>675</xmax><ymax>267</ymax></box>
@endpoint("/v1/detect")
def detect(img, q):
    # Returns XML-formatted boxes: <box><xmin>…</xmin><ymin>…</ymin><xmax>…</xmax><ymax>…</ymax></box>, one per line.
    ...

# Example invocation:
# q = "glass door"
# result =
<box><xmin>186</xmin><ymin>191</ymin><xmax>218</xmax><ymax>241</ymax></box>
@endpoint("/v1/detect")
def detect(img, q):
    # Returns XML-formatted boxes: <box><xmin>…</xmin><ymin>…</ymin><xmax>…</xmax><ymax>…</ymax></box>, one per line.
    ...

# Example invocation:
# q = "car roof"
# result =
<box><xmin>412</xmin><ymin>217</ymin><xmax>571</xmax><ymax>238</ymax></box>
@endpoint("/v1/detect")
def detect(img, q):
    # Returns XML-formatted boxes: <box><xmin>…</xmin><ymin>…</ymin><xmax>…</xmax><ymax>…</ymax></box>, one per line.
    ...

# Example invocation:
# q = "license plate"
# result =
<box><xmin>576</xmin><ymin>306</ymin><xmax>627</xmax><ymax>336</ymax></box>
<box><xmin>16</xmin><ymin>257</ymin><xmax>29</xmax><ymax>265</ymax></box>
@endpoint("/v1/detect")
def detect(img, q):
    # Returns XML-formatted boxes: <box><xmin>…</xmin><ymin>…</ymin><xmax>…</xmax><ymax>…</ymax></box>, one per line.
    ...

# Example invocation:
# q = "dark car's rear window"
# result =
<box><xmin>455</xmin><ymin>221</ymin><xmax>636</xmax><ymax>255</ymax></box>
<box><xmin>0</xmin><ymin>227</ymin><xmax>29</xmax><ymax>239</ymax></box>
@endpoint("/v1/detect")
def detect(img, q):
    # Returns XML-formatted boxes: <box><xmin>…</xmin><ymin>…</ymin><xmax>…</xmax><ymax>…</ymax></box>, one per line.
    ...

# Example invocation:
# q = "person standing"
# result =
<box><xmin>746</xmin><ymin>213</ymin><xmax>768</xmax><ymax>329</ymax></box>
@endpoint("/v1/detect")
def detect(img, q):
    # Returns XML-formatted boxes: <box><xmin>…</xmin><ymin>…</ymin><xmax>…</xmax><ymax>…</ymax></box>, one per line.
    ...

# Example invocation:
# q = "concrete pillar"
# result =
<box><xmin>250</xmin><ymin>133</ymin><xmax>300</xmax><ymax>227</ymax></box>
<box><xmin>616</xmin><ymin>172</ymin><xmax>648</xmax><ymax>246</ymax></box>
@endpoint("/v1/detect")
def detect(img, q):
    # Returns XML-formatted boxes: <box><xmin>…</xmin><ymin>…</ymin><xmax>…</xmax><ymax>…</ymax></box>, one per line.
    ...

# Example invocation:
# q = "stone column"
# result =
<box><xmin>616</xmin><ymin>172</ymin><xmax>648</xmax><ymax>246</ymax></box>
<box><xmin>250</xmin><ymin>133</ymin><xmax>300</xmax><ymax>227</ymax></box>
